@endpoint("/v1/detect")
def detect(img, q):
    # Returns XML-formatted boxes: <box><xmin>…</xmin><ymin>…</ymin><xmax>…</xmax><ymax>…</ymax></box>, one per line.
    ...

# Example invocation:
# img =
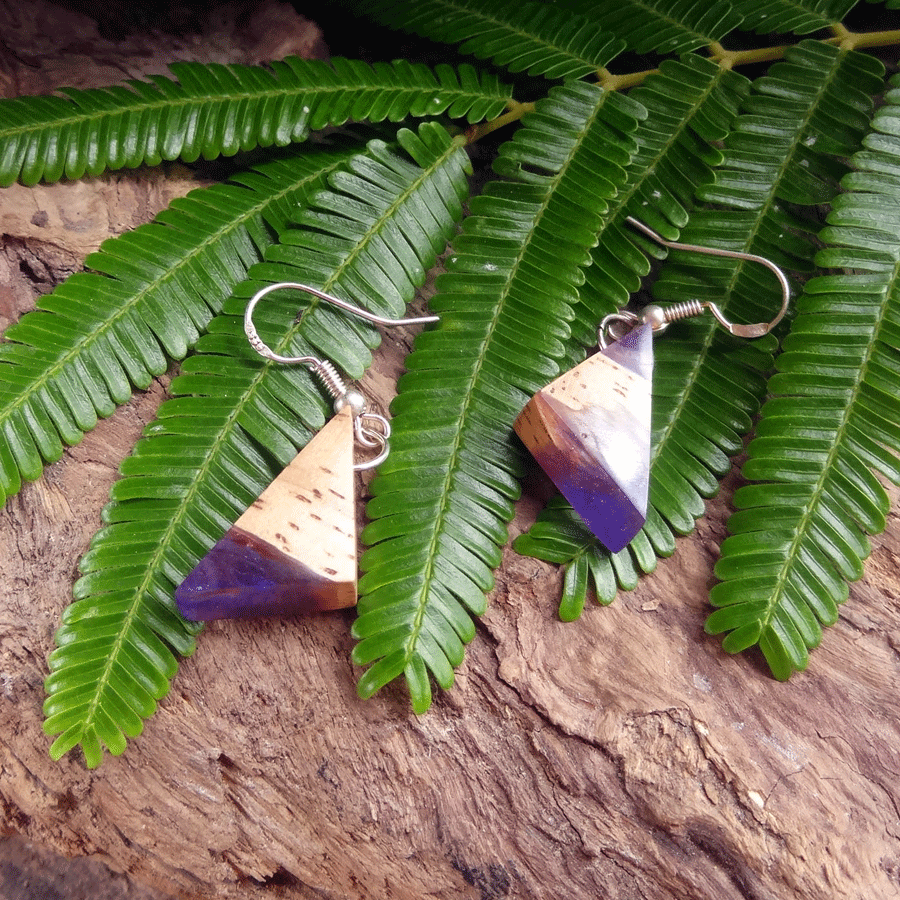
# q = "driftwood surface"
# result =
<box><xmin>2</xmin><ymin>4</ymin><xmax>900</xmax><ymax>898</ymax></box>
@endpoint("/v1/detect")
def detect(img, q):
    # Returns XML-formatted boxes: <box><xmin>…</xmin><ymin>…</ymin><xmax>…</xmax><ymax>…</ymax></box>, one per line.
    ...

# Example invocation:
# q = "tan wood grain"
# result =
<box><xmin>234</xmin><ymin>404</ymin><xmax>357</xmax><ymax>590</ymax></box>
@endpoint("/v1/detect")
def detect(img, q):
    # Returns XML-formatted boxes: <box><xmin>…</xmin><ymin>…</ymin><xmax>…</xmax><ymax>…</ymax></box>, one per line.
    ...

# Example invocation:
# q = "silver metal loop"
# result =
<box><xmin>598</xmin><ymin>311</ymin><xmax>640</xmax><ymax>349</ymax></box>
<box><xmin>354</xmin><ymin>413</ymin><xmax>391</xmax><ymax>471</ymax></box>
<box><xmin>625</xmin><ymin>216</ymin><xmax>791</xmax><ymax>338</ymax></box>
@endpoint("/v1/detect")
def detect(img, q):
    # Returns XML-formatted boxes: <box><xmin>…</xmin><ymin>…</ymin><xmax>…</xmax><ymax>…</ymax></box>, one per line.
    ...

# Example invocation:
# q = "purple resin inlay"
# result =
<box><xmin>176</xmin><ymin>527</ymin><xmax>351</xmax><ymax>621</ymax></box>
<box><xmin>516</xmin><ymin>324</ymin><xmax>653</xmax><ymax>553</ymax></box>
<box><xmin>529</xmin><ymin>393</ymin><xmax>648</xmax><ymax>551</ymax></box>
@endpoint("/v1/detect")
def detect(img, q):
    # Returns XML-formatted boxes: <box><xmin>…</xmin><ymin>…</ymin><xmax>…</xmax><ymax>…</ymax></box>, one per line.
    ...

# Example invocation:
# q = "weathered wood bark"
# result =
<box><xmin>2</xmin><ymin>4</ymin><xmax>900</xmax><ymax>899</ymax></box>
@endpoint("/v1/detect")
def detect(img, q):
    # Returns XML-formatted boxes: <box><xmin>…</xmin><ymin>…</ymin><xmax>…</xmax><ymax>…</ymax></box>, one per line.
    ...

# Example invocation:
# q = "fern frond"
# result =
<box><xmin>42</xmin><ymin>124</ymin><xmax>471</xmax><ymax>766</ymax></box>
<box><xmin>707</xmin><ymin>73</ymin><xmax>900</xmax><ymax>679</ymax></box>
<box><xmin>647</xmin><ymin>42</ymin><xmax>882</xmax><ymax>544</ymax></box>
<box><xmin>730</xmin><ymin>0</ymin><xmax>859</xmax><ymax>34</ymax></box>
<box><xmin>514</xmin><ymin>497</ymin><xmax>657</xmax><ymax>620</ymax></box>
<box><xmin>0</xmin><ymin>59</ymin><xmax>510</xmax><ymax>186</ymax></box>
<box><xmin>514</xmin><ymin>55</ymin><xmax>749</xmax><ymax>609</ymax></box>
<box><xmin>350</xmin><ymin>0</ymin><xmax>626</xmax><ymax>79</ymax></box>
<box><xmin>354</xmin><ymin>83</ymin><xmax>645</xmax><ymax>712</ymax></box>
<box><xmin>0</xmin><ymin>149</ymin><xmax>358</xmax><ymax>507</ymax></box>
<box><xmin>573</xmin><ymin>0</ymin><xmax>745</xmax><ymax>55</ymax></box>
<box><xmin>698</xmin><ymin>41</ymin><xmax>884</xmax><ymax>210</ymax></box>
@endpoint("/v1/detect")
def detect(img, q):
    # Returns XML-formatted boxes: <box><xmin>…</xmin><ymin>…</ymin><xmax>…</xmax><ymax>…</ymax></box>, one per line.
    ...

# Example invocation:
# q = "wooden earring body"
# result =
<box><xmin>176</xmin><ymin>405</ymin><xmax>357</xmax><ymax>620</ymax></box>
<box><xmin>514</xmin><ymin>324</ymin><xmax>653</xmax><ymax>553</ymax></box>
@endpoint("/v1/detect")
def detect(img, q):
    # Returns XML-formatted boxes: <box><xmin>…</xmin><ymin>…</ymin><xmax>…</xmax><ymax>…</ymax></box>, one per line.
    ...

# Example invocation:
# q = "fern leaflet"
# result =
<box><xmin>707</xmin><ymin>72</ymin><xmax>900</xmax><ymax>678</ymax></box>
<box><xmin>571</xmin><ymin>54</ymin><xmax>750</xmax><ymax>347</ymax></box>
<box><xmin>569</xmin><ymin>0</ymin><xmax>745</xmax><ymax>54</ymax></box>
<box><xmin>349</xmin><ymin>0</ymin><xmax>627</xmax><ymax>78</ymax></box>
<box><xmin>0</xmin><ymin>59</ymin><xmax>509</xmax><ymax>186</ymax></box>
<box><xmin>730</xmin><ymin>0</ymin><xmax>860</xmax><ymax>34</ymax></box>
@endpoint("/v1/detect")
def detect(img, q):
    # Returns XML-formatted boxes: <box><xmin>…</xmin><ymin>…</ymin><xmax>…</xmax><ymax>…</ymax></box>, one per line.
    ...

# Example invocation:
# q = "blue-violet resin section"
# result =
<box><xmin>515</xmin><ymin>324</ymin><xmax>653</xmax><ymax>552</ymax></box>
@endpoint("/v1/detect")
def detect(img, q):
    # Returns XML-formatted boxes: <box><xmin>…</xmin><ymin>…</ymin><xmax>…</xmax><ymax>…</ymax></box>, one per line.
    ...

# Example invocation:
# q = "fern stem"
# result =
<box><xmin>598</xmin><ymin>67</ymin><xmax>658</xmax><ymax>92</ymax></box>
<box><xmin>831</xmin><ymin>22</ymin><xmax>852</xmax><ymax>42</ymax></box>
<box><xmin>471</xmin><ymin>28</ymin><xmax>900</xmax><ymax>140</ymax></box>
<box><xmin>706</xmin><ymin>28</ymin><xmax>900</xmax><ymax>71</ymax></box>
<box><xmin>825</xmin><ymin>27</ymin><xmax>900</xmax><ymax>52</ymax></box>
<box><xmin>707</xmin><ymin>41</ymin><xmax>789</xmax><ymax>70</ymax></box>
<box><xmin>466</xmin><ymin>101</ymin><xmax>534</xmax><ymax>143</ymax></box>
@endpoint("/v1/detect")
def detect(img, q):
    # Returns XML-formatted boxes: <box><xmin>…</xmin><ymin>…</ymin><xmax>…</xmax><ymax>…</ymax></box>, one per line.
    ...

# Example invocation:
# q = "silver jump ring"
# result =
<box><xmin>598</xmin><ymin>311</ymin><xmax>640</xmax><ymax>349</ymax></box>
<box><xmin>354</xmin><ymin>413</ymin><xmax>391</xmax><ymax>471</ymax></box>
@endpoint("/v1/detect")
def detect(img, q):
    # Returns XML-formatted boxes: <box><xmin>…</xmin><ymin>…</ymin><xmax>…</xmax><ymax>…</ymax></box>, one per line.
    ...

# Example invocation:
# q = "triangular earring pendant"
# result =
<box><xmin>176</xmin><ymin>405</ymin><xmax>357</xmax><ymax>621</ymax></box>
<box><xmin>514</xmin><ymin>323</ymin><xmax>653</xmax><ymax>553</ymax></box>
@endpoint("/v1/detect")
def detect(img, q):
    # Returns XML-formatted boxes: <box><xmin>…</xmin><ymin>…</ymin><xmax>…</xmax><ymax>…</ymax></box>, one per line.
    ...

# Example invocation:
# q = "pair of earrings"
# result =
<box><xmin>176</xmin><ymin>220</ymin><xmax>790</xmax><ymax>620</ymax></box>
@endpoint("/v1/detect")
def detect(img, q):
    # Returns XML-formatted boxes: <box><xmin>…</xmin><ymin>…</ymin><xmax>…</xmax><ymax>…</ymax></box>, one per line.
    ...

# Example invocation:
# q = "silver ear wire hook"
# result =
<box><xmin>244</xmin><ymin>281</ymin><xmax>438</xmax><ymax>364</ymax></box>
<box><xmin>244</xmin><ymin>281</ymin><xmax>438</xmax><ymax>471</ymax></box>
<box><xmin>620</xmin><ymin>216</ymin><xmax>791</xmax><ymax>340</ymax></box>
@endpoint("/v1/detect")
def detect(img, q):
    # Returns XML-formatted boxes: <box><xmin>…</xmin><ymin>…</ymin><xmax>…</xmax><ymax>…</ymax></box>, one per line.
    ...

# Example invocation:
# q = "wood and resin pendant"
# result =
<box><xmin>176</xmin><ymin>405</ymin><xmax>357</xmax><ymax>620</ymax></box>
<box><xmin>514</xmin><ymin>324</ymin><xmax>653</xmax><ymax>553</ymax></box>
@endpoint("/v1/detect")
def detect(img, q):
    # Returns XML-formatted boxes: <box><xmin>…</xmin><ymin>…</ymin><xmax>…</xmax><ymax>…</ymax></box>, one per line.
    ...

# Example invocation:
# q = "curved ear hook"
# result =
<box><xmin>244</xmin><ymin>281</ymin><xmax>439</xmax><ymax>366</ymax></box>
<box><xmin>243</xmin><ymin>281</ymin><xmax>439</xmax><ymax>472</ymax></box>
<box><xmin>625</xmin><ymin>217</ymin><xmax>791</xmax><ymax>339</ymax></box>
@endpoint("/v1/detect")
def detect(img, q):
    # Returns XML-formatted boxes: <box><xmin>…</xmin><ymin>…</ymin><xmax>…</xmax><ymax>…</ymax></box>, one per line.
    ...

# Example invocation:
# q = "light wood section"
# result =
<box><xmin>537</xmin><ymin>349</ymin><xmax>648</xmax><ymax>417</ymax></box>
<box><xmin>233</xmin><ymin>404</ymin><xmax>357</xmax><ymax>592</ymax></box>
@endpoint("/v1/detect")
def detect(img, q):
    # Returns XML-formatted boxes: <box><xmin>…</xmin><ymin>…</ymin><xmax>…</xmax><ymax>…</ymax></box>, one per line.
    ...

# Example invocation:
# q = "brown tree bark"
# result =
<box><xmin>2</xmin><ymin>4</ymin><xmax>899</xmax><ymax>899</ymax></box>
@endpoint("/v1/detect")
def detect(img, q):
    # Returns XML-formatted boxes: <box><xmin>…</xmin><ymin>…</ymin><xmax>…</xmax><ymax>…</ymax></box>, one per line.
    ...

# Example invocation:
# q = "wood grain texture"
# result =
<box><xmin>176</xmin><ymin>406</ymin><xmax>357</xmax><ymax>619</ymax></box>
<box><xmin>1</xmin><ymin>4</ymin><xmax>900</xmax><ymax>900</ymax></box>
<box><xmin>236</xmin><ymin>404</ymin><xmax>356</xmax><ymax>588</ymax></box>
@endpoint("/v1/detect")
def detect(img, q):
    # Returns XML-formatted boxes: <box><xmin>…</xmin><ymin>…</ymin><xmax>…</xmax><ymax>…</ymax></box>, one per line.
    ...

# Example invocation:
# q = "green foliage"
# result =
<box><xmin>42</xmin><ymin>124</ymin><xmax>472</xmax><ymax>766</ymax></box>
<box><xmin>580</xmin><ymin>0</ymin><xmax>745</xmax><ymax>53</ymax></box>
<box><xmin>515</xmin><ymin>40</ymin><xmax>886</xmax><ymax>594</ymax></box>
<box><xmin>0</xmin><ymin>150</ymin><xmax>357</xmax><ymax>499</ymax></box>
<box><xmin>571</xmin><ymin>54</ymin><xmax>751</xmax><ymax>345</ymax></box>
<box><xmin>348</xmin><ymin>0</ymin><xmax>627</xmax><ymax>78</ymax></box>
<box><xmin>707</xmin><ymin>73</ymin><xmax>900</xmax><ymax>678</ymax></box>
<box><xmin>1</xmin><ymin>0</ymin><xmax>899</xmax><ymax>766</ymax></box>
<box><xmin>731</xmin><ymin>0</ymin><xmax>859</xmax><ymax>34</ymax></box>
<box><xmin>513</xmin><ymin>497</ymin><xmax>652</xmax><ymax>620</ymax></box>
<box><xmin>0</xmin><ymin>58</ymin><xmax>507</xmax><ymax>186</ymax></box>
<box><xmin>356</xmin><ymin>82</ymin><xmax>644</xmax><ymax>711</ymax></box>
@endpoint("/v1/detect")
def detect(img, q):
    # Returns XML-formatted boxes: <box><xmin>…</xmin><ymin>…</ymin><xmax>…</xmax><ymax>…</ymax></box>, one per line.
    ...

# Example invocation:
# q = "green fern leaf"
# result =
<box><xmin>697</xmin><ymin>42</ymin><xmax>884</xmax><ymax>210</ymax></box>
<box><xmin>0</xmin><ymin>149</ymin><xmax>356</xmax><ymax>507</ymax></box>
<box><xmin>571</xmin><ymin>0</ymin><xmax>745</xmax><ymax>55</ymax></box>
<box><xmin>514</xmin><ymin>497</ymin><xmax>652</xmax><ymax>619</ymax></box>
<box><xmin>514</xmin><ymin>55</ymin><xmax>749</xmax><ymax>606</ymax></box>
<box><xmin>355</xmin><ymin>82</ymin><xmax>645</xmax><ymax>711</ymax></box>
<box><xmin>571</xmin><ymin>54</ymin><xmax>750</xmax><ymax>346</ymax></box>
<box><xmin>649</xmin><ymin>42</ymin><xmax>882</xmax><ymax>535</ymax></box>
<box><xmin>730</xmin><ymin>0</ymin><xmax>859</xmax><ymax>34</ymax></box>
<box><xmin>0</xmin><ymin>59</ymin><xmax>510</xmax><ymax>186</ymax></box>
<box><xmin>350</xmin><ymin>0</ymin><xmax>626</xmax><ymax>79</ymax></box>
<box><xmin>42</xmin><ymin>124</ymin><xmax>472</xmax><ymax>766</ymax></box>
<box><xmin>707</xmin><ymin>73</ymin><xmax>900</xmax><ymax>679</ymax></box>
